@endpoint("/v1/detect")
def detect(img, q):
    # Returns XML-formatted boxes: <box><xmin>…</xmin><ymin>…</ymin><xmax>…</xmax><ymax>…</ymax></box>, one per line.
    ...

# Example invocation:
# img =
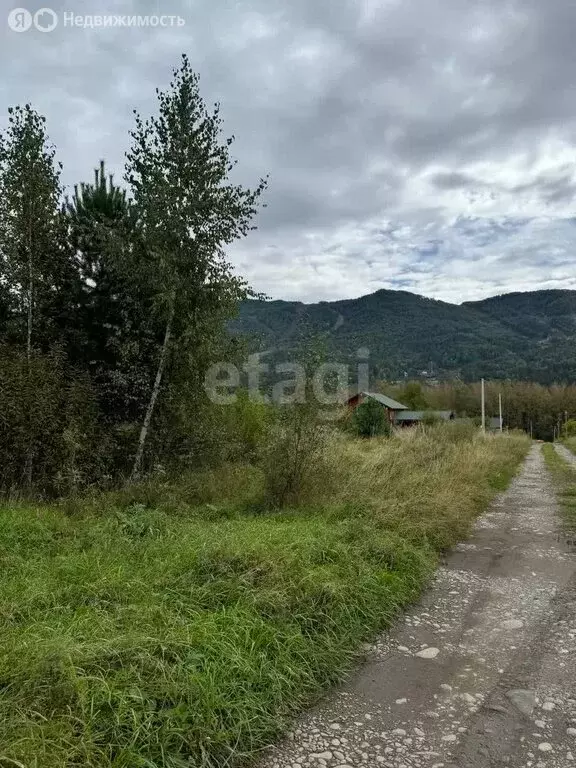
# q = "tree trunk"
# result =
<box><xmin>130</xmin><ymin>297</ymin><xmax>175</xmax><ymax>482</ymax></box>
<box><xmin>24</xmin><ymin>218</ymin><xmax>34</xmax><ymax>490</ymax></box>
<box><xmin>27</xmin><ymin>254</ymin><xmax>33</xmax><ymax>363</ymax></box>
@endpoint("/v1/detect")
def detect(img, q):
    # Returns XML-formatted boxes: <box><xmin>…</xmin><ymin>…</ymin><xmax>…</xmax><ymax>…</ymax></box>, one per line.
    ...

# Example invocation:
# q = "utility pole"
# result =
<box><xmin>481</xmin><ymin>378</ymin><xmax>486</xmax><ymax>433</ymax></box>
<box><xmin>499</xmin><ymin>393</ymin><xmax>503</xmax><ymax>433</ymax></box>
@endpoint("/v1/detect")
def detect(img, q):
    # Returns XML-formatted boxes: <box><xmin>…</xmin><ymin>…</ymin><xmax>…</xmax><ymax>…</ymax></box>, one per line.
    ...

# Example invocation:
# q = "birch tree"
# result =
<box><xmin>125</xmin><ymin>55</ymin><xmax>267</xmax><ymax>480</ymax></box>
<box><xmin>0</xmin><ymin>105</ymin><xmax>66</xmax><ymax>487</ymax></box>
<box><xmin>0</xmin><ymin>105</ymin><xmax>65</xmax><ymax>354</ymax></box>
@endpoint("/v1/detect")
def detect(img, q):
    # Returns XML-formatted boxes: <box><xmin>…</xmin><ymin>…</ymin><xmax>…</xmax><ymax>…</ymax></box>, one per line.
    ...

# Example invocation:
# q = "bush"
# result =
<box><xmin>261</xmin><ymin>402</ymin><xmax>332</xmax><ymax>508</ymax></box>
<box><xmin>421</xmin><ymin>410</ymin><xmax>440</xmax><ymax>426</ymax></box>
<box><xmin>0</xmin><ymin>346</ymin><xmax>106</xmax><ymax>496</ymax></box>
<box><xmin>352</xmin><ymin>398</ymin><xmax>391</xmax><ymax>437</ymax></box>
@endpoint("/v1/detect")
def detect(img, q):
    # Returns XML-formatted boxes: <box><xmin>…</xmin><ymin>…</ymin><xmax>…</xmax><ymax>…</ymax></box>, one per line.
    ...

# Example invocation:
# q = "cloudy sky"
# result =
<box><xmin>3</xmin><ymin>0</ymin><xmax>576</xmax><ymax>304</ymax></box>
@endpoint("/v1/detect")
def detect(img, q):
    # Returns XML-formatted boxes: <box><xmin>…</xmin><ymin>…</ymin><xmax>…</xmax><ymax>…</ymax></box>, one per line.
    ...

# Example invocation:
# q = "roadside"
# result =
<box><xmin>543</xmin><ymin>442</ymin><xmax>576</xmax><ymax>530</ymax></box>
<box><xmin>260</xmin><ymin>445</ymin><xmax>576</xmax><ymax>768</ymax></box>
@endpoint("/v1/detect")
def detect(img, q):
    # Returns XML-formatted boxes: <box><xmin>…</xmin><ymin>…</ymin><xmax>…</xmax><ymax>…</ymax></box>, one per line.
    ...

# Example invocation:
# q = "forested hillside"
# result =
<box><xmin>232</xmin><ymin>289</ymin><xmax>576</xmax><ymax>383</ymax></box>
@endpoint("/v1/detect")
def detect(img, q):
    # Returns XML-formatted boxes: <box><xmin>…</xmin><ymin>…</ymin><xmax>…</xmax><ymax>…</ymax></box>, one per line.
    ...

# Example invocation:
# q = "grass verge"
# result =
<box><xmin>0</xmin><ymin>428</ymin><xmax>529</xmax><ymax>767</ymax></box>
<box><xmin>541</xmin><ymin>443</ymin><xmax>576</xmax><ymax>529</ymax></box>
<box><xmin>560</xmin><ymin>436</ymin><xmax>576</xmax><ymax>456</ymax></box>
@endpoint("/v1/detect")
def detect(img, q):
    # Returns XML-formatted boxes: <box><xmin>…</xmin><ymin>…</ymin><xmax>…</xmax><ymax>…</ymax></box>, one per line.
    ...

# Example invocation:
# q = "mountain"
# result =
<box><xmin>230</xmin><ymin>289</ymin><xmax>576</xmax><ymax>384</ymax></box>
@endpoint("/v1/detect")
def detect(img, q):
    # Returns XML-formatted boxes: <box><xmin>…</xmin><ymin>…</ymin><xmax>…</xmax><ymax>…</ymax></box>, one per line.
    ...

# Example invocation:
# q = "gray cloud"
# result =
<box><xmin>2</xmin><ymin>0</ymin><xmax>576</xmax><ymax>303</ymax></box>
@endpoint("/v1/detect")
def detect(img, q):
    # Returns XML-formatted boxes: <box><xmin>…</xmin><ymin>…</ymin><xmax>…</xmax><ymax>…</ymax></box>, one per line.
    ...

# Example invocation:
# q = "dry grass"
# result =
<box><xmin>301</xmin><ymin>424</ymin><xmax>528</xmax><ymax>549</ymax></box>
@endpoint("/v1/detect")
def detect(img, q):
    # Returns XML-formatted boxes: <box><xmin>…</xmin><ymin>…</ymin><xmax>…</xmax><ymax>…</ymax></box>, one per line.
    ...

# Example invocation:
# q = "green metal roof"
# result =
<box><xmin>359</xmin><ymin>392</ymin><xmax>408</xmax><ymax>410</ymax></box>
<box><xmin>395</xmin><ymin>410</ymin><xmax>454</xmax><ymax>421</ymax></box>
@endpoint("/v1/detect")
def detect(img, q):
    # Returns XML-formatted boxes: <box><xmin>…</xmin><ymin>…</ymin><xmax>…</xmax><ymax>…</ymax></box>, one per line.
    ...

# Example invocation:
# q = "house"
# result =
<box><xmin>345</xmin><ymin>391</ymin><xmax>408</xmax><ymax>423</ymax></box>
<box><xmin>346</xmin><ymin>392</ymin><xmax>456</xmax><ymax>426</ymax></box>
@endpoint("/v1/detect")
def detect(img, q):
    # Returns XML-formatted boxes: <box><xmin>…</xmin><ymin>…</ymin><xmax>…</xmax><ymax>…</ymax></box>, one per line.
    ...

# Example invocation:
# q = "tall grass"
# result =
<box><xmin>542</xmin><ymin>443</ymin><xmax>576</xmax><ymax>529</ymax></box>
<box><xmin>0</xmin><ymin>426</ymin><xmax>529</xmax><ymax>767</ymax></box>
<box><xmin>561</xmin><ymin>436</ymin><xmax>576</xmax><ymax>456</ymax></box>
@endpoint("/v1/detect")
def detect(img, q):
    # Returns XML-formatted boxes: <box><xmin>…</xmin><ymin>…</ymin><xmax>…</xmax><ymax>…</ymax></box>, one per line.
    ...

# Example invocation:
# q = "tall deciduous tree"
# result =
<box><xmin>0</xmin><ymin>104</ymin><xmax>68</xmax><ymax>487</ymax></box>
<box><xmin>0</xmin><ymin>104</ymin><xmax>66</xmax><ymax>355</ymax></box>
<box><xmin>125</xmin><ymin>55</ymin><xmax>267</xmax><ymax>479</ymax></box>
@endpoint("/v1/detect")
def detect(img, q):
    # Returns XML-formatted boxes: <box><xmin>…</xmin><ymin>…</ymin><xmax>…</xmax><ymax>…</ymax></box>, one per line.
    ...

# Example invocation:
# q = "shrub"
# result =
<box><xmin>421</xmin><ymin>410</ymin><xmax>440</xmax><ymax>427</ymax></box>
<box><xmin>0</xmin><ymin>346</ymin><xmax>106</xmax><ymax>496</ymax></box>
<box><xmin>261</xmin><ymin>402</ymin><xmax>331</xmax><ymax>508</ymax></box>
<box><xmin>352</xmin><ymin>398</ymin><xmax>391</xmax><ymax>437</ymax></box>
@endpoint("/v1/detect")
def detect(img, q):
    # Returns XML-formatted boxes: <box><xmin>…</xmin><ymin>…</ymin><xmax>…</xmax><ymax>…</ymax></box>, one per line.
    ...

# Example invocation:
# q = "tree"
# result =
<box><xmin>64</xmin><ymin>160</ymin><xmax>164</xmax><ymax>443</ymax></box>
<box><xmin>64</xmin><ymin>161</ymin><xmax>128</xmax><ymax>362</ymax></box>
<box><xmin>125</xmin><ymin>55</ymin><xmax>267</xmax><ymax>479</ymax></box>
<box><xmin>0</xmin><ymin>104</ymin><xmax>67</xmax><ymax>356</ymax></box>
<box><xmin>353</xmin><ymin>398</ymin><xmax>390</xmax><ymax>437</ymax></box>
<box><xmin>396</xmin><ymin>380</ymin><xmax>428</xmax><ymax>410</ymax></box>
<box><xmin>0</xmin><ymin>104</ymin><xmax>69</xmax><ymax>487</ymax></box>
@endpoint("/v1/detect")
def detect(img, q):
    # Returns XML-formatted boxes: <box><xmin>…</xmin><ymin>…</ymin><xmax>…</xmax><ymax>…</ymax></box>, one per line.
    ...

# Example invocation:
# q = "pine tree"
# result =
<box><xmin>64</xmin><ymin>160</ymin><xmax>130</xmax><ymax>371</ymax></box>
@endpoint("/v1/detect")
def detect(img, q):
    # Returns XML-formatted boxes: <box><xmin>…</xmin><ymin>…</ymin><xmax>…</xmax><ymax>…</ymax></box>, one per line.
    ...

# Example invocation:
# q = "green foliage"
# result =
<box><xmin>64</xmin><ymin>160</ymin><xmax>132</xmax><ymax>369</ymax></box>
<box><xmin>261</xmin><ymin>405</ymin><xmax>329</xmax><ymax>509</ymax></box>
<box><xmin>396</xmin><ymin>381</ymin><xmax>428</xmax><ymax>409</ymax></box>
<box><xmin>0</xmin><ymin>104</ymin><xmax>71</xmax><ymax>352</ymax></box>
<box><xmin>259</xmin><ymin>344</ymin><xmax>337</xmax><ymax>508</ymax></box>
<box><xmin>421</xmin><ymin>410</ymin><xmax>440</xmax><ymax>426</ymax></box>
<box><xmin>564</xmin><ymin>419</ymin><xmax>576</xmax><ymax>437</ymax></box>
<box><xmin>221</xmin><ymin>390</ymin><xmax>274</xmax><ymax>460</ymax></box>
<box><xmin>124</xmin><ymin>54</ymin><xmax>267</xmax><ymax>478</ymax></box>
<box><xmin>0</xmin><ymin>60</ymin><xmax>267</xmax><ymax>495</ymax></box>
<box><xmin>352</xmin><ymin>398</ymin><xmax>390</xmax><ymax>437</ymax></box>
<box><xmin>0</xmin><ymin>346</ymin><xmax>105</xmax><ymax>496</ymax></box>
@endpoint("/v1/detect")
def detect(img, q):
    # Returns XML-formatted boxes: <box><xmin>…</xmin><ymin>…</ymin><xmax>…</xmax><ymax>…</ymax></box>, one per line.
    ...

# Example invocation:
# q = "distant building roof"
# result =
<box><xmin>395</xmin><ymin>410</ymin><xmax>454</xmax><ymax>422</ymax></box>
<box><xmin>356</xmin><ymin>392</ymin><xmax>409</xmax><ymax>410</ymax></box>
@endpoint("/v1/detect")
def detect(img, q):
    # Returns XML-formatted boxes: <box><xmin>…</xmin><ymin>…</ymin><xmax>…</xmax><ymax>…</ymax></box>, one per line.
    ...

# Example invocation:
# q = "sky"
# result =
<box><xmin>3</xmin><ymin>0</ymin><xmax>576</xmax><ymax>305</ymax></box>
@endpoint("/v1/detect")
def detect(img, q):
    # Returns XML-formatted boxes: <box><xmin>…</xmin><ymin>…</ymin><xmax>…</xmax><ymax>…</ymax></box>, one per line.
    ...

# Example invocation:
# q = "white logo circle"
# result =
<box><xmin>7</xmin><ymin>8</ymin><xmax>32</xmax><ymax>32</ymax></box>
<box><xmin>33</xmin><ymin>7</ymin><xmax>57</xmax><ymax>32</ymax></box>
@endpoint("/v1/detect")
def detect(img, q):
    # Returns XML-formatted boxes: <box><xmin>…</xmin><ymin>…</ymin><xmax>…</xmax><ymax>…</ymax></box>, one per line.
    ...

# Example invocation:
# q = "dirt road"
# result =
<box><xmin>261</xmin><ymin>446</ymin><xmax>576</xmax><ymax>768</ymax></box>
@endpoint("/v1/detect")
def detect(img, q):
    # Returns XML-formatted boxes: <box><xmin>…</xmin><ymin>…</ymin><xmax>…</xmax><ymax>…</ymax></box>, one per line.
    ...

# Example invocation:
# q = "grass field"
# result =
<box><xmin>0</xmin><ymin>426</ymin><xmax>529</xmax><ymax>767</ymax></box>
<box><xmin>541</xmin><ymin>443</ymin><xmax>576</xmax><ymax>529</ymax></box>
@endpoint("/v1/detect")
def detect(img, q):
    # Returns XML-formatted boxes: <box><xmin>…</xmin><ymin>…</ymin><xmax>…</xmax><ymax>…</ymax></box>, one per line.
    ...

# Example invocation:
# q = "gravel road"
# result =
<box><xmin>260</xmin><ymin>445</ymin><xmax>576</xmax><ymax>768</ymax></box>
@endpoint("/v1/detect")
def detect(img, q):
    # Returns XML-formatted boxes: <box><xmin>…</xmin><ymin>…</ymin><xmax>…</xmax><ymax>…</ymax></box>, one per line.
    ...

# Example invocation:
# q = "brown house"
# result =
<box><xmin>346</xmin><ymin>391</ymin><xmax>409</xmax><ymax>424</ymax></box>
<box><xmin>346</xmin><ymin>392</ymin><xmax>455</xmax><ymax>426</ymax></box>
